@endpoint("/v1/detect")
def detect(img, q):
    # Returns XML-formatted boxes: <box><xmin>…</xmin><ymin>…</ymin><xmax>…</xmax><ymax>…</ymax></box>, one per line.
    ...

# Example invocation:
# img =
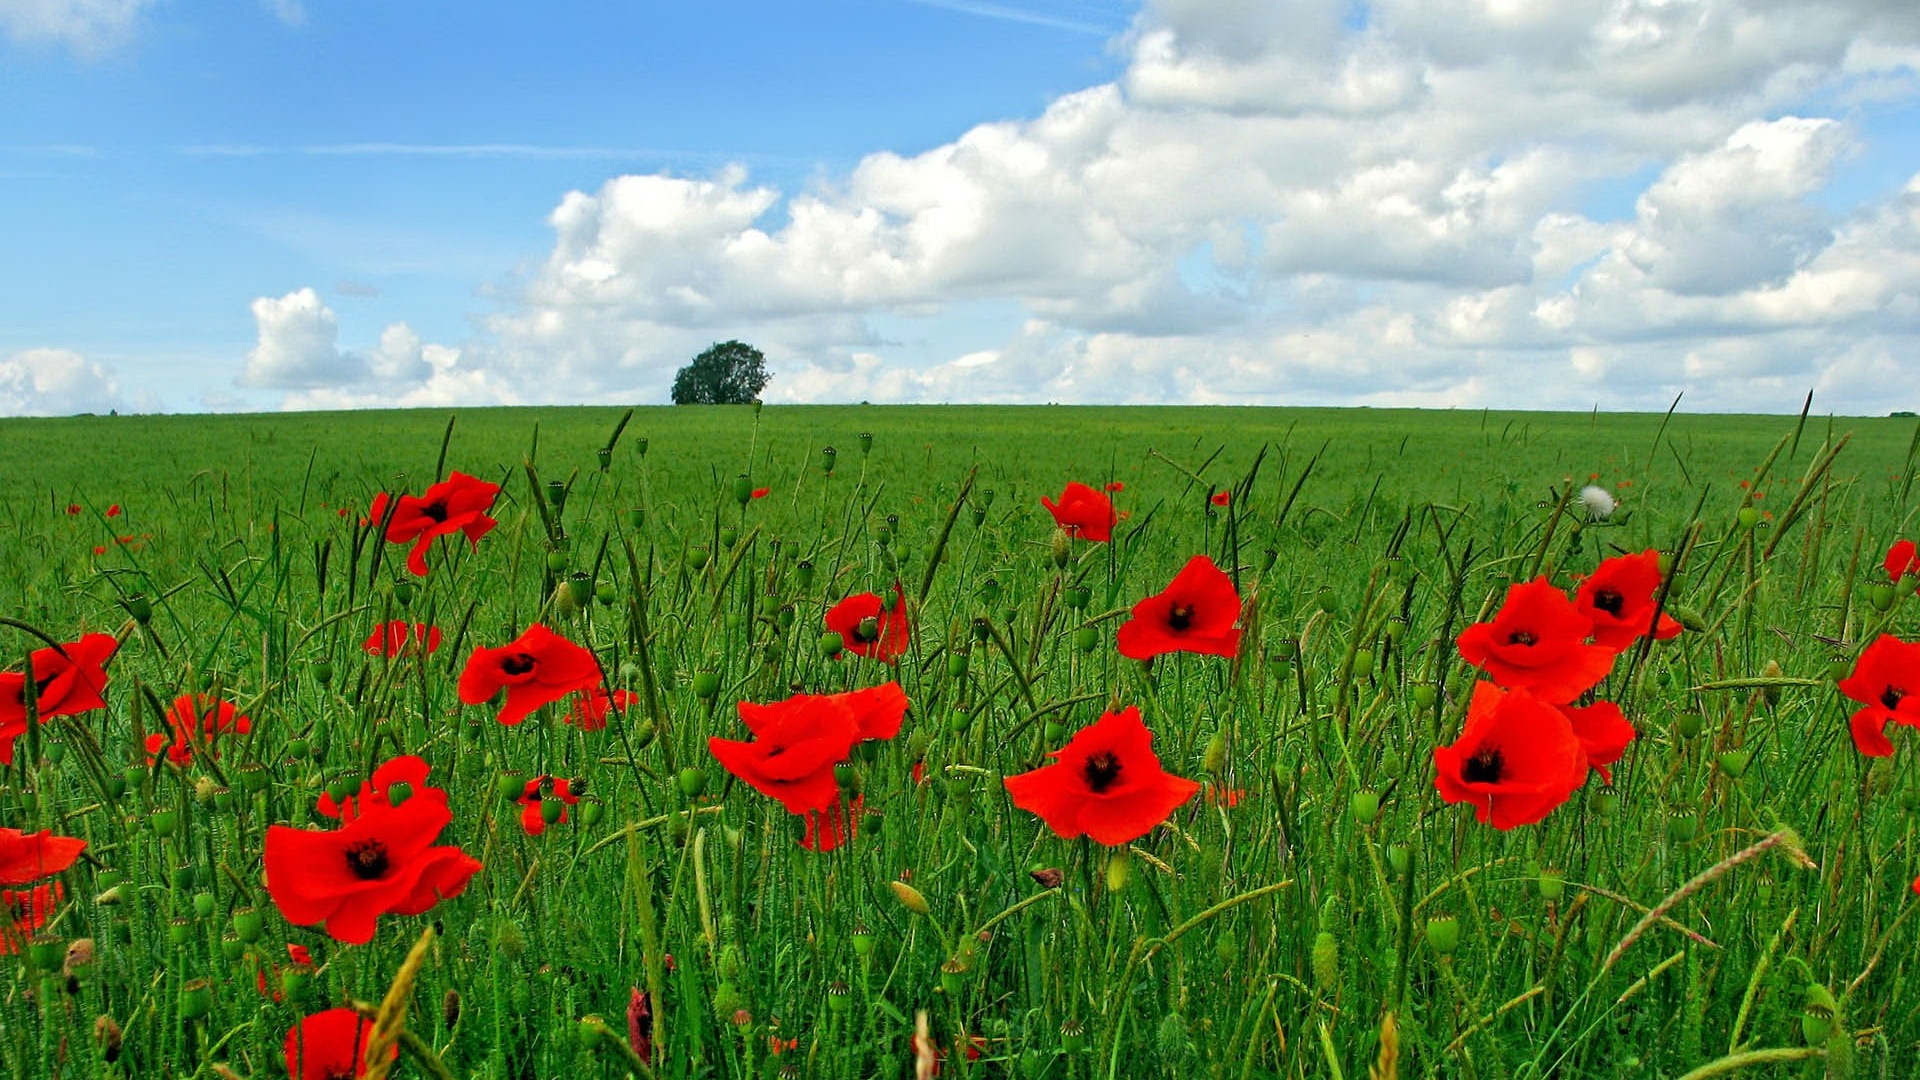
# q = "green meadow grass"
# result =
<box><xmin>2</xmin><ymin>404</ymin><xmax>1918</xmax><ymax>1078</ymax></box>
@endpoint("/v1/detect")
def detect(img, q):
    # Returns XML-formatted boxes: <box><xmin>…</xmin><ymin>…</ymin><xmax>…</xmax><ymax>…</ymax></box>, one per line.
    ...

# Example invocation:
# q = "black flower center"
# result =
<box><xmin>1883</xmin><ymin>685</ymin><xmax>1906</xmax><ymax>711</ymax></box>
<box><xmin>420</xmin><ymin>500</ymin><xmax>449</xmax><ymax>524</ymax></box>
<box><xmin>1167</xmin><ymin>604</ymin><xmax>1194</xmax><ymax>632</ymax></box>
<box><xmin>500</xmin><ymin>653</ymin><xmax>537</xmax><ymax>676</ymax></box>
<box><xmin>1463</xmin><ymin>747</ymin><xmax>1504</xmax><ymax>784</ymax></box>
<box><xmin>344</xmin><ymin>839</ymin><xmax>390</xmax><ymax>880</ymax></box>
<box><xmin>1592</xmin><ymin>589</ymin><xmax>1624</xmax><ymax>616</ymax></box>
<box><xmin>1083</xmin><ymin>751</ymin><xmax>1122</xmax><ymax>793</ymax></box>
<box><xmin>1506</xmin><ymin>630</ymin><xmax>1536</xmax><ymax>646</ymax></box>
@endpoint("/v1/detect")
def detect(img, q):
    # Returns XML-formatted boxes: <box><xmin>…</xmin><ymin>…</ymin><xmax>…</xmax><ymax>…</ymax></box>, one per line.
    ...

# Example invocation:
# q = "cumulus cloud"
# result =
<box><xmin>254</xmin><ymin>0</ymin><xmax>1920</xmax><ymax>414</ymax></box>
<box><xmin>0</xmin><ymin>0</ymin><xmax>157</xmax><ymax>54</ymax></box>
<box><xmin>238</xmin><ymin>288</ymin><xmax>507</xmax><ymax>409</ymax></box>
<box><xmin>0</xmin><ymin>348</ymin><xmax>121</xmax><ymax>416</ymax></box>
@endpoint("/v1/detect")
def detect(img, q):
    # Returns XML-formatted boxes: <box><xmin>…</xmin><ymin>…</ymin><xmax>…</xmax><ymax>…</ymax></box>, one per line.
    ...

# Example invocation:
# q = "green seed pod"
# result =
<box><xmin>177</xmin><ymin>979</ymin><xmax>214</xmax><ymax>1021</ymax></box>
<box><xmin>166</xmin><ymin>917</ymin><xmax>194</xmax><ymax>946</ymax></box>
<box><xmin>1666</xmin><ymin>808</ymin><xmax>1698</xmax><ymax>843</ymax></box>
<box><xmin>392</xmin><ymin>578</ymin><xmax>415</xmax><ymax>606</ymax></box>
<box><xmin>858</xmin><ymin>432</ymin><xmax>874</xmax><ymax>454</ymax></box>
<box><xmin>1272</xmin><ymin>637</ymin><xmax>1298</xmax><ymax>660</ymax></box>
<box><xmin>1426</xmin><ymin>915</ymin><xmax>1461</xmax><ymax>955</ymax></box>
<box><xmin>192</xmin><ymin>891</ymin><xmax>215</xmax><ymax>919</ymax></box>
<box><xmin>720</xmin><ymin>526</ymin><xmax>739</xmax><ymax>550</ymax></box>
<box><xmin>26</xmin><ymin>934</ymin><xmax>64</xmax><ymax>970</ymax></box>
<box><xmin>219</xmin><ymin>931</ymin><xmax>245</xmax><ymax>961</ymax></box>
<box><xmin>564</xmin><ymin>571</ymin><xmax>591</xmax><ymax>608</ymax></box>
<box><xmin>126</xmin><ymin>593</ymin><xmax>153</xmax><ymax>624</ymax></box>
<box><xmin>834</xmin><ymin>763</ymin><xmax>865</xmax><ymax>794</ymax></box>
<box><xmin>1387</xmin><ymin>843</ymin><xmax>1411</xmax><ymax>877</ymax></box>
<box><xmin>1072</xmin><ymin>626</ymin><xmax>1100</xmax><ymax>652</ymax></box>
<box><xmin>1828</xmin><ymin>655</ymin><xmax>1852</xmax><ymax>682</ymax></box>
<box><xmin>1717</xmin><ymin>750</ymin><xmax>1752</xmax><ymax>779</ymax></box>
<box><xmin>947</xmin><ymin>653</ymin><xmax>969</xmax><ymax>677</ymax></box>
<box><xmin>170</xmin><ymin>864</ymin><xmax>198</xmax><ymax>891</ymax></box>
<box><xmin>818</xmin><ymin>631</ymin><xmax>845</xmax><ymax>658</ymax></box>
<box><xmin>1106</xmin><ymin>850</ymin><xmax>1131</xmax><ymax>893</ymax></box>
<box><xmin>1590</xmin><ymin>786</ymin><xmax>1619</xmax><ymax>818</ymax></box>
<box><xmin>232</xmin><ymin>906</ymin><xmax>264</xmax><ymax>943</ymax></box>
<box><xmin>732</xmin><ymin>475</ymin><xmax>753</xmax><ymax>505</ymax></box>
<box><xmin>1801</xmin><ymin>983</ymin><xmax>1838</xmax><ymax>1045</ymax></box>
<box><xmin>677</xmin><ymin>767</ymin><xmax>707</xmax><ymax>798</ymax></box>
<box><xmin>1869</xmin><ymin>582</ymin><xmax>1896</xmax><ymax>612</ymax></box>
<box><xmin>1536</xmin><ymin>869</ymin><xmax>1565</xmax><ymax>903</ymax></box>
<box><xmin>541</xmin><ymin>797</ymin><xmax>565</xmax><ymax>825</ymax></box>
<box><xmin>546</xmin><ymin>478</ymin><xmax>567</xmax><ymax>512</ymax></box>
<box><xmin>692</xmin><ymin>671</ymin><xmax>722</xmax><ymax>700</ymax></box>
<box><xmin>595</xmin><ymin>446</ymin><xmax>613</xmax><ymax>472</ymax></box>
<box><xmin>1350</xmin><ymin>790</ymin><xmax>1381</xmax><ymax>825</ymax></box>
<box><xmin>595</xmin><ymin>582</ymin><xmax>618</xmax><ymax>606</ymax></box>
<box><xmin>495</xmin><ymin>772</ymin><xmax>529</xmax><ymax>800</ymax></box>
<box><xmin>102</xmin><ymin>774</ymin><xmax>127</xmax><ymax>802</ymax></box>
<box><xmin>1737</xmin><ymin>506</ymin><xmax>1760</xmax><ymax>530</ymax></box>
<box><xmin>1352</xmin><ymin>649</ymin><xmax>1375</xmax><ymax>677</ymax></box>
<box><xmin>1203</xmin><ymin>731</ymin><xmax>1227</xmax><ymax>776</ymax></box>
<box><xmin>1674</xmin><ymin>712</ymin><xmax>1703</xmax><ymax>739</ymax></box>
<box><xmin>940</xmin><ymin>957</ymin><xmax>968</xmax><ymax>996</ymax></box>
<box><xmin>851</xmin><ymin>924</ymin><xmax>875</xmax><ymax>958</ymax></box>
<box><xmin>235</xmin><ymin>762</ymin><xmax>269</xmax><ymax>793</ymax></box>
<box><xmin>286</xmin><ymin>737</ymin><xmax>310</xmax><ymax>761</ymax></box>
<box><xmin>686</xmin><ymin>545</ymin><xmax>711</xmax><ymax>571</ymax></box>
<box><xmin>1060</xmin><ymin>1018</ymin><xmax>1086</xmax><ymax>1053</ymax></box>
<box><xmin>310</xmin><ymin>659</ymin><xmax>332</xmax><ymax>687</ymax></box>
<box><xmin>1064</xmin><ymin>586</ymin><xmax>1091</xmax><ymax>610</ymax></box>
<box><xmin>627</xmin><ymin>507</ymin><xmax>646</xmax><ymax>530</ymax></box>
<box><xmin>1043</xmin><ymin>719</ymin><xmax>1070</xmax><ymax>745</ymax></box>
<box><xmin>1411</xmin><ymin>682</ymin><xmax>1438</xmax><ymax>708</ymax></box>
<box><xmin>1668</xmin><ymin>603</ymin><xmax>1707</xmax><ymax>632</ymax></box>
<box><xmin>1311</xmin><ymin>930</ymin><xmax>1339</xmax><ymax>993</ymax></box>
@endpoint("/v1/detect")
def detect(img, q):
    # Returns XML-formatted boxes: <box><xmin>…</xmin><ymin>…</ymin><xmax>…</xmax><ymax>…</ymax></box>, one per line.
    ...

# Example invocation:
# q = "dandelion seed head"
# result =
<box><xmin>1579</xmin><ymin>485</ymin><xmax>1616</xmax><ymax>521</ymax></box>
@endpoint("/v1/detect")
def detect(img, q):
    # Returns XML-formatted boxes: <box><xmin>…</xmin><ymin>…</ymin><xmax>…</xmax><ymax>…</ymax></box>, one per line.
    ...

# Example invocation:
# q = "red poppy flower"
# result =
<box><xmin>1885</xmin><ymin>540</ymin><xmax>1919</xmax><ymax>583</ymax></box>
<box><xmin>1203</xmin><ymin>783</ymin><xmax>1245</xmax><ymax>808</ymax></box>
<box><xmin>517</xmin><ymin>776</ymin><xmax>582</xmax><ymax>836</ymax></box>
<box><xmin>1434</xmin><ymin>682</ymin><xmax>1588</xmax><ymax>829</ymax></box>
<box><xmin>567</xmin><ymin>687</ymin><xmax>639</xmax><ymax>731</ymax></box>
<box><xmin>105</xmin><ymin>504</ymin><xmax>121</xmax><ymax>517</ymax></box>
<box><xmin>1210</xmin><ymin>490</ymin><xmax>1230</xmax><ymax>507</ymax></box>
<box><xmin>374</xmin><ymin>471</ymin><xmax>501</xmax><ymax>577</ymax></box>
<box><xmin>1838</xmin><ymin>634</ymin><xmax>1920</xmax><ymax>756</ymax></box>
<box><xmin>825</xmin><ymin>586</ymin><xmax>911</xmax><ymax>663</ymax></box>
<box><xmin>0</xmin><ymin>828</ymin><xmax>87</xmax><ymax>885</ymax></box>
<box><xmin>799</xmin><ymin>795</ymin><xmax>863</xmax><ymax>852</ymax></box>
<box><xmin>254</xmin><ymin>942</ymin><xmax>317</xmax><ymax>1003</ymax></box>
<box><xmin>1115</xmin><ymin>555</ymin><xmax>1243</xmax><ymax>661</ymax></box>
<box><xmin>1456</xmin><ymin>578</ymin><xmax>1614</xmax><ymax>703</ymax></box>
<box><xmin>0</xmin><ymin>632</ymin><xmax>117</xmax><ymax>764</ymax></box>
<box><xmin>144</xmin><ymin>695</ymin><xmax>252</xmax><ymax>766</ymax></box>
<box><xmin>457</xmin><ymin>624</ymin><xmax>603</xmax><ymax>726</ymax></box>
<box><xmin>1</xmin><ymin>883</ymin><xmax>62</xmax><ymax>954</ymax></box>
<box><xmin>1556</xmin><ymin>700</ymin><xmax>1635</xmax><ymax>782</ymax></box>
<box><xmin>91</xmin><ymin>546</ymin><xmax>107</xmax><ymax>556</ymax></box>
<box><xmin>316</xmin><ymin>755</ymin><xmax>446</xmax><ymax>823</ymax></box>
<box><xmin>284</xmin><ymin>1007</ymin><xmax>395</xmax><ymax>1080</ymax></box>
<box><xmin>362</xmin><ymin>621</ymin><xmax>442</xmax><ymax>657</ymax></box>
<box><xmin>1002</xmin><ymin>705</ymin><xmax>1200</xmax><ymax>845</ymax></box>
<box><xmin>1104</xmin><ymin>481</ymin><xmax>1125</xmax><ymax>493</ymax></box>
<box><xmin>710</xmin><ymin>683</ymin><xmax>908</xmax><ymax>817</ymax></box>
<box><xmin>1573</xmin><ymin>550</ymin><xmax>1681</xmax><ymax>651</ymax></box>
<box><xmin>751</xmin><ymin>487</ymin><xmax>770</xmax><ymax>500</ymax></box>
<box><xmin>1041</xmin><ymin>482</ymin><xmax>1117</xmax><ymax>543</ymax></box>
<box><xmin>264</xmin><ymin>759</ymin><xmax>481</xmax><ymax>944</ymax></box>
<box><xmin>64</xmin><ymin>504</ymin><xmax>80</xmax><ymax>516</ymax></box>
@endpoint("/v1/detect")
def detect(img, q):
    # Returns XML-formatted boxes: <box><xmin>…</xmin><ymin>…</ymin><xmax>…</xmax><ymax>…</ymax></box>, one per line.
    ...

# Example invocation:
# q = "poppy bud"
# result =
<box><xmin>677</xmin><ymin>767</ymin><xmax>707</xmax><ymax>798</ymax></box>
<box><xmin>1350</xmin><ymin>790</ymin><xmax>1381</xmax><ymax>825</ymax></box>
<box><xmin>1674</xmin><ymin>712</ymin><xmax>1703</xmax><ymax>739</ymax></box>
<box><xmin>818</xmin><ymin>632</ymin><xmax>844</xmax><ymax>658</ymax></box>
<box><xmin>890</xmin><ymin>880</ymin><xmax>931</xmax><ymax>916</ymax></box>
<box><xmin>627</xmin><ymin>507</ymin><xmax>646</xmax><ymax>530</ymax></box>
<box><xmin>1717</xmin><ymin>749</ymin><xmax>1752</xmax><ymax>778</ymax></box>
<box><xmin>1425</xmin><ymin>915</ymin><xmax>1461</xmax><ymax>955</ymax></box>
<box><xmin>1043</xmin><ymin>719</ymin><xmax>1069</xmax><ymax>745</ymax></box>
<box><xmin>126</xmin><ymin>593</ymin><xmax>153</xmax><ymax>624</ymax></box>
<box><xmin>1203</xmin><ymin>731</ymin><xmax>1227</xmax><ymax>776</ymax></box>
<box><xmin>393</xmin><ymin>578</ymin><xmax>416</xmax><ymax>606</ymax></box>
<box><xmin>858</xmin><ymin>432</ymin><xmax>874</xmax><ymax>454</ymax></box>
<box><xmin>493</xmin><ymin>916</ymin><xmax>528</xmax><ymax>958</ymax></box>
<box><xmin>821</xmin><ymin>447</ymin><xmax>838</xmax><ymax>474</ymax></box>
<box><xmin>692</xmin><ymin>671</ymin><xmax>722</xmax><ymax>700</ymax></box>
<box><xmin>1105</xmin><ymin>850</ymin><xmax>1131</xmax><ymax>893</ymax></box>
<box><xmin>1050</xmin><ymin>530</ymin><xmax>1071</xmax><ymax>568</ymax></box>
<box><xmin>1311</xmin><ymin>930</ymin><xmax>1339</xmax><ymax>992</ymax></box>
<box><xmin>1536</xmin><ymin>868</ymin><xmax>1564</xmax><ymax>903</ymax></box>
<box><xmin>177</xmin><ymin>979</ymin><xmax>213</xmax><ymax>1021</ymax></box>
<box><xmin>720</xmin><ymin>526</ymin><xmax>739</xmax><ymax>550</ymax></box>
<box><xmin>687</xmin><ymin>545</ymin><xmax>711</xmax><ymax>571</ymax></box>
<box><xmin>1668</xmin><ymin>603</ymin><xmax>1707</xmax><ymax>632</ymax></box>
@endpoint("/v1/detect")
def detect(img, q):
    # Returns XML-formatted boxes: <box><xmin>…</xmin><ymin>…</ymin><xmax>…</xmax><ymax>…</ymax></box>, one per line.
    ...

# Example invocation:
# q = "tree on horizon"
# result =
<box><xmin>671</xmin><ymin>341</ymin><xmax>770</xmax><ymax>405</ymax></box>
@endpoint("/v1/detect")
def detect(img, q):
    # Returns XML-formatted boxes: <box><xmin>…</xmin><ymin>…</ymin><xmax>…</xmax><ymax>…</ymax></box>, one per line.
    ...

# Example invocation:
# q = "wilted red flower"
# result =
<box><xmin>567</xmin><ymin>687</ymin><xmax>639</xmax><ymax>731</ymax></box>
<box><xmin>825</xmin><ymin>586</ymin><xmax>911</xmax><ymax>663</ymax></box>
<box><xmin>628</xmin><ymin>988</ymin><xmax>654</xmax><ymax>1063</ymax></box>
<box><xmin>710</xmin><ymin>683</ymin><xmax>908</xmax><ymax>817</ymax></box>
<box><xmin>372</xmin><ymin>471</ymin><xmax>501</xmax><ymax>577</ymax></box>
<box><xmin>284</xmin><ymin>1007</ymin><xmax>395</xmax><ymax>1080</ymax></box>
<box><xmin>1456</xmin><ymin>578</ymin><xmax>1614</xmax><ymax>703</ymax></box>
<box><xmin>1434</xmin><ymin>682</ymin><xmax>1587</xmax><ymax>829</ymax></box>
<box><xmin>264</xmin><ymin>757</ymin><xmax>481</xmax><ymax>944</ymax></box>
<box><xmin>105</xmin><ymin>504</ymin><xmax>121</xmax><ymax>517</ymax></box>
<box><xmin>1002</xmin><ymin>705</ymin><xmax>1200</xmax><ymax>845</ymax></box>
<box><xmin>1</xmin><ymin>883</ymin><xmax>62</xmax><ymax>954</ymax></box>
<box><xmin>457</xmin><ymin>624</ymin><xmax>603</xmax><ymax>726</ymax></box>
<box><xmin>145</xmin><ymin>695</ymin><xmax>251</xmax><ymax>766</ymax></box>
<box><xmin>1116</xmin><ymin>555</ymin><xmax>1243</xmax><ymax>660</ymax></box>
<box><xmin>1573</xmin><ymin>550</ymin><xmax>1681</xmax><ymax>652</ymax></box>
<box><xmin>362</xmin><ymin>621</ymin><xmax>442</xmax><ymax>657</ymax></box>
<box><xmin>1041</xmin><ymin>482</ymin><xmax>1117</xmax><ymax>543</ymax></box>
<box><xmin>1885</xmin><ymin>540</ymin><xmax>1919</xmax><ymax>583</ymax></box>
<box><xmin>517</xmin><ymin>776</ymin><xmax>581</xmax><ymax>836</ymax></box>
<box><xmin>1210</xmin><ymin>490</ymin><xmax>1230</xmax><ymax>507</ymax></box>
<box><xmin>1556</xmin><ymin>700</ymin><xmax>1635</xmax><ymax>782</ymax></box>
<box><xmin>0</xmin><ymin>828</ymin><xmax>86</xmax><ymax>885</ymax></box>
<box><xmin>316</xmin><ymin>755</ymin><xmax>446</xmax><ymax>823</ymax></box>
<box><xmin>1838</xmin><ymin>634</ymin><xmax>1920</xmax><ymax>756</ymax></box>
<box><xmin>0</xmin><ymin>632</ymin><xmax>117</xmax><ymax>764</ymax></box>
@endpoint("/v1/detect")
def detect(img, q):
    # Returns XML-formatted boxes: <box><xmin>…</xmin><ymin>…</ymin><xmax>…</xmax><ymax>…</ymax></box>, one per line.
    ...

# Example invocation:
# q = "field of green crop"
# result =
<box><xmin>2</xmin><ymin>403</ymin><xmax>1918</xmax><ymax>1079</ymax></box>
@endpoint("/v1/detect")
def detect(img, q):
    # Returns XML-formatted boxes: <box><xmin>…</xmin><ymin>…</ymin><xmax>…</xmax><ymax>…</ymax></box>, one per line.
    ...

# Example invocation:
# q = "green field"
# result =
<box><xmin>2</xmin><ymin>404</ymin><xmax>1918</xmax><ymax>1079</ymax></box>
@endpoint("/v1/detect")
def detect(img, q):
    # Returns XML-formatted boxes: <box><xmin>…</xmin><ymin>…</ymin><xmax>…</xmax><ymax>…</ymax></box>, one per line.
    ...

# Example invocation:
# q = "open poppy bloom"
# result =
<box><xmin>264</xmin><ymin>756</ymin><xmax>481</xmax><ymax>944</ymax></box>
<box><xmin>825</xmin><ymin>587</ymin><xmax>911</xmax><ymax>663</ymax></box>
<box><xmin>105</xmin><ymin>504</ymin><xmax>121</xmax><ymax>517</ymax></box>
<box><xmin>145</xmin><ymin>695</ymin><xmax>252</xmax><ymax>766</ymax></box>
<box><xmin>1434</xmin><ymin>682</ymin><xmax>1588</xmax><ymax>829</ymax></box>
<box><xmin>1</xmin><ymin>883</ymin><xmax>63</xmax><ymax>954</ymax></box>
<box><xmin>1041</xmin><ymin>482</ymin><xmax>1117</xmax><ymax>543</ymax></box>
<box><xmin>1886</xmin><ymin>540</ymin><xmax>1919</xmax><ymax>583</ymax></box>
<box><xmin>284</xmin><ymin>1007</ymin><xmax>395</xmax><ymax>1080</ymax></box>
<box><xmin>457</xmin><ymin>624</ymin><xmax>603</xmax><ymax>725</ymax></box>
<box><xmin>369</xmin><ymin>470</ymin><xmax>501</xmax><ymax>577</ymax></box>
<box><xmin>0</xmin><ymin>828</ymin><xmax>87</xmax><ymax>885</ymax></box>
<box><xmin>64</xmin><ymin>504</ymin><xmax>80</xmax><ymax>516</ymax></box>
<box><xmin>1210</xmin><ymin>490</ymin><xmax>1230</xmax><ymax>507</ymax></box>
<box><xmin>1573</xmin><ymin>551</ymin><xmax>1681</xmax><ymax>652</ymax></box>
<box><xmin>0</xmin><ymin>632</ymin><xmax>117</xmax><ymax>764</ymax></box>
<box><xmin>362</xmin><ymin>621</ymin><xmax>442</xmax><ymax>657</ymax></box>
<box><xmin>316</xmin><ymin>754</ymin><xmax>447</xmax><ymax>822</ymax></box>
<box><xmin>567</xmin><ymin>687</ymin><xmax>639</xmax><ymax>731</ymax></box>
<box><xmin>1555</xmin><ymin>700</ymin><xmax>1635</xmax><ymax>782</ymax></box>
<box><xmin>1838</xmin><ymin>634</ymin><xmax>1920</xmax><ymax>756</ymax></box>
<box><xmin>1002</xmin><ymin>705</ymin><xmax>1200</xmax><ymax>845</ymax></box>
<box><xmin>1116</xmin><ymin>555</ymin><xmax>1243</xmax><ymax>660</ymax></box>
<box><xmin>710</xmin><ymin>683</ymin><xmax>908</xmax><ymax>818</ymax></box>
<box><xmin>517</xmin><ymin>776</ymin><xmax>582</xmax><ymax>835</ymax></box>
<box><xmin>1456</xmin><ymin>578</ymin><xmax>1614</xmax><ymax>703</ymax></box>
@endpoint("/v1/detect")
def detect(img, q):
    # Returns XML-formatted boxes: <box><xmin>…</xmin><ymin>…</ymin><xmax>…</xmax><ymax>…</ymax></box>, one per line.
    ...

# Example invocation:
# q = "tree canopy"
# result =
<box><xmin>671</xmin><ymin>341</ymin><xmax>770</xmax><ymax>405</ymax></box>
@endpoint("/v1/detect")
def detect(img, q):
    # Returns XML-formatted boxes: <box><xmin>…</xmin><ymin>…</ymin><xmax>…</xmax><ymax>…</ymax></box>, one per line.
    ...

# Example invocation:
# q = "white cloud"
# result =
<box><xmin>236</xmin><ymin>289</ymin><xmax>508</xmax><ymax>408</ymax></box>
<box><xmin>239</xmin><ymin>288</ymin><xmax>365</xmax><ymax>389</ymax></box>
<box><xmin>0</xmin><ymin>348</ymin><xmax>121</xmax><ymax>416</ymax></box>
<box><xmin>0</xmin><ymin>0</ymin><xmax>156</xmax><ymax>54</ymax></box>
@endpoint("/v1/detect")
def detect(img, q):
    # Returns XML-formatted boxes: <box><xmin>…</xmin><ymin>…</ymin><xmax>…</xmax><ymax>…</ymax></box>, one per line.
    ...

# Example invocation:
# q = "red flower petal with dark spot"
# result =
<box><xmin>824</xmin><ymin>586</ymin><xmax>911</xmax><ymax>663</ymax></box>
<box><xmin>0</xmin><ymin>633</ymin><xmax>116</xmax><ymax>764</ymax></box>
<box><xmin>1457</xmin><ymin>578</ymin><xmax>1615</xmax><ymax>703</ymax></box>
<box><xmin>457</xmin><ymin>624</ymin><xmax>603</xmax><ymax>725</ymax></box>
<box><xmin>1041</xmin><ymin>482</ymin><xmax>1117</xmax><ymax>543</ymax></box>
<box><xmin>1434</xmin><ymin>682</ymin><xmax>1588</xmax><ymax>829</ymax></box>
<box><xmin>1573</xmin><ymin>550</ymin><xmax>1681</xmax><ymax>651</ymax></box>
<box><xmin>1838</xmin><ymin>634</ymin><xmax>1920</xmax><ymax>757</ymax></box>
<box><xmin>1002</xmin><ymin>705</ymin><xmax>1199</xmax><ymax>845</ymax></box>
<box><xmin>376</xmin><ymin>471</ymin><xmax>500</xmax><ymax>577</ymax></box>
<box><xmin>1116</xmin><ymin>555</ymin><xmax>1243</xmax><ymax>660</ymax></box>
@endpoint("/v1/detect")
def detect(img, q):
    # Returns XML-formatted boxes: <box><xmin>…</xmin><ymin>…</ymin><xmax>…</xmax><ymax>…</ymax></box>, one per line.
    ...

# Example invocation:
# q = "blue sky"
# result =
<box><xmin>3</xmin><ymin>0</ymin><xmax>1919</xmax><ymax>415</ymax></box>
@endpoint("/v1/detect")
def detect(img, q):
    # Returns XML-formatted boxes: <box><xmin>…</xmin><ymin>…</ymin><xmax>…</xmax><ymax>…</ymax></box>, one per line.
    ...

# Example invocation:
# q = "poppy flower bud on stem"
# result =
<box><xmin>890</xmin><ymin>880</ymin><xmax>931</xmax><ymax>916</ymax></box>
<box><xmin>1425</xmin><ymin>915</ymin><xmax>1461</xmax><ymax>955</ymax></box>
<box><xmin>1105</xmin><ymin>849</ymin><xmax>1131</xmax><ymax>893</ymax></box>
<box><xmin>127</xmin><ymin>594</ymin><xmax>152</xmax><ymax>624</ymax></box>
<box><xmin>858</xmin><ymin>432</ymin><xmax>873</xmax><ymax>454</ymax></box>
<box><xmin>732</xmin><ymin>475</ymin><xmax>753</xmax><ymax>506</ymax></box>
<box><xmin>1350</xmin><ymin>790</ymin><xmax>1381</xmax><ymax>825</ymax></box>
